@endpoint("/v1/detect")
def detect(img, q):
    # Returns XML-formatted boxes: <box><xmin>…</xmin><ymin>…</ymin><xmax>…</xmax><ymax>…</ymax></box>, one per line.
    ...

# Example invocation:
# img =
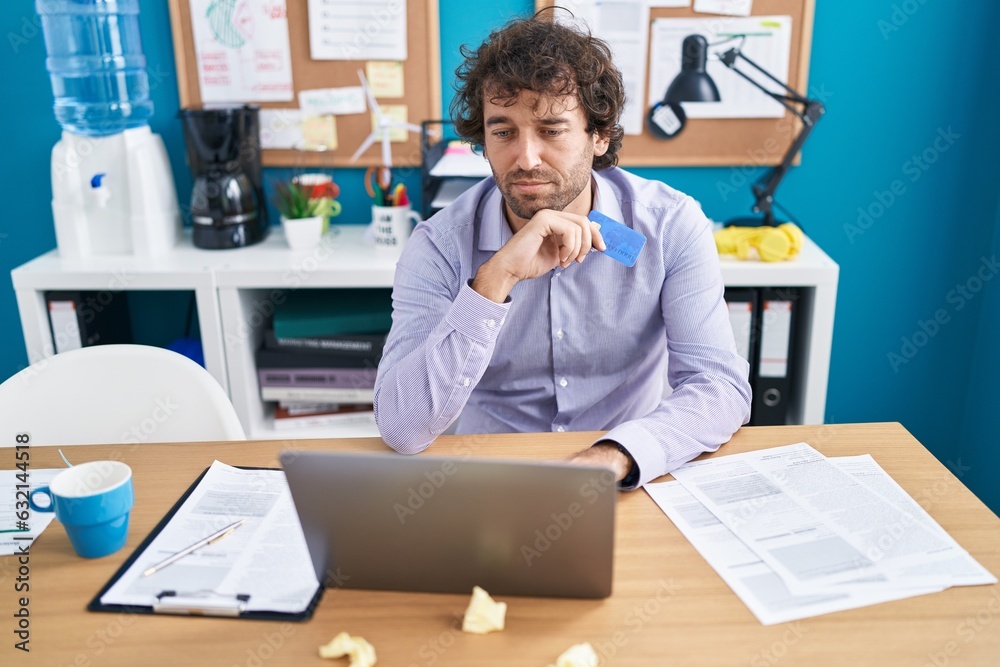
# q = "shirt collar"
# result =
<box><xmin>478</xmin><ymin>170</ymin><xmax>623</xmax><ymax>252</ymax></box>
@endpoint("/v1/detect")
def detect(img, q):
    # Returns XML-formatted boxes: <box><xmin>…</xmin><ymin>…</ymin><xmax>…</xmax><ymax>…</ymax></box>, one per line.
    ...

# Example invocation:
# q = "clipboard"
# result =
<box><xmin>88</xmin><ymin>466</ymin><xmax>325</xmax><ymax>621</ymax></box>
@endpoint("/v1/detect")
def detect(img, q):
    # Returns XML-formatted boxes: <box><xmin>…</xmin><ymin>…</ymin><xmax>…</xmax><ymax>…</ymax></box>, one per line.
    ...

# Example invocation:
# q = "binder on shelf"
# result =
<box><xmin>751</xmin><ymin>288</ymin><xmax>799</xmax><ymax>426</ymax></box>
<box><xmin>45</xmin><ymin>290</ymin><xmax>132</xmax><ymax>354</ymax></box>
<box><xmin>723</xmin><ymin>287</ymin><xmax>759</xmax><ymax>381</ymax></box>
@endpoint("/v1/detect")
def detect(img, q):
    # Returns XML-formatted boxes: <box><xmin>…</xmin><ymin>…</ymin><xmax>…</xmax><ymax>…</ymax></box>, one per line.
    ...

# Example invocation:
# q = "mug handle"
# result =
<box><xmin>29</xmin><ymin>486</ymin><xmax>55</xmax><ymax>513</ymax></box>
<box><xmin>407</xmin><ymin>211</ymin><xmax>422</xmax><ymax>226</ymax></box>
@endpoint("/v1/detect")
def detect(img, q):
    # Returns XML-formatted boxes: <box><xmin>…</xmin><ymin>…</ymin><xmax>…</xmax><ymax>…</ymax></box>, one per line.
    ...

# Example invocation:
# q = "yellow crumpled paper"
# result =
<box><xmin>318</xmin><ymin>631</ymin><xmax>377</xmax><ymax>667</ymax></box>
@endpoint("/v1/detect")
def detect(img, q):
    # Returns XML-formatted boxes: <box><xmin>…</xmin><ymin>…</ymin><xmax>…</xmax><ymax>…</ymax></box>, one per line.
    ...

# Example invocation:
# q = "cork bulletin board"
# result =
<box><xmin>536</xmin><ymin>0</ymin><xmax>816</xmax><ymax>167</ymax></box>
<box><xmin>168</xmin><ymin>0</ymin><xmax>442</xmax><ymax>168</ymax></box>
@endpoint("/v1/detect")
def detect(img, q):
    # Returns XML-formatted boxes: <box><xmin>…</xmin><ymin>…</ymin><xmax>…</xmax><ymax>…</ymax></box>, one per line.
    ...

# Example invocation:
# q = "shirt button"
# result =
<box><xmin>559</xmin><ymin>377</ymin><xmax>568</xmax><ymax>388</ymax></box>
<box><xmin>462</xmin><ymin>377</ymin><xmax>471</xmax><ymax>387</ymax></box>
<box><xmin>555</xmin><ymin>329</ymin><xmax>564</xmax><ymax>339</ymax></box>
<box><xmin>486</xmin><ymin>318</ymin><xmax>496</xmax><ymax>328</ymax></box>
<box><xmin>556</xmin><ymin>426</ymin><xmax>566</xmax><ymax>433</ymax></box>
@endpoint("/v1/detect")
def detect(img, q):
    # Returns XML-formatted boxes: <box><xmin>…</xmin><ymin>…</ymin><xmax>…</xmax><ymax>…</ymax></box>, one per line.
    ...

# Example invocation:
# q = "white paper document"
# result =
<box><xmin>666</xmin><ymin>443</ymin><xmax>996</xmax><ymax>598</ymax></box>
<box><xmin>830</xmin><ymin>455</ymin><xmax>997</xmax><ymax>588</ymax></box>
<box><xmin>100</xmin><ymin>461</ymin><xmax>319</xmax><ymax>614</ymax></box>
<box><xmin>554</xmin><ymin>1</ymin><xmax>650</xmax><ymax>135</ymax></box>
<box><xmin>647</xmin><ymin>15</ymin><xmax>791</xmax><ymax>118</ymax></box>
<box><xmin>645</xmin><ymin>481</ymin><xmax>943</xmax><ymax>625</ymax></box>
<box><xmin>189</xmin><ymin>0</ymin><xmax>294</xmax><ymax>103</ymax></box>
<box><xmin>1</xmin><ymin>469</ymin><xmax>61</xmax><ymax>556</ymax></box>
<box><xmin>694</xmin><ymin>0</ymin><xmax>753</xmax><ymax>16</ymax></box>
<box><xmin>308</xmin><ymin>0</ymin><xmax>408</xmax><ymax>61</ymax></box>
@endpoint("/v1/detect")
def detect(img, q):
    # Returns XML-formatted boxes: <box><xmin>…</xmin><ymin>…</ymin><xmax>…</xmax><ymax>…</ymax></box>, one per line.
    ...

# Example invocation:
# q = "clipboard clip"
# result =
<box><xmin>154</xmin><ymin>590</ymin><xmax>250</xmax><ymax>617</ymax></box>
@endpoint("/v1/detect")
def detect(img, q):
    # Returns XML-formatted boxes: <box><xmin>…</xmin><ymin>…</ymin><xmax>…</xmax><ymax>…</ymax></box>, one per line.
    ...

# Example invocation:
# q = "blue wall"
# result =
<box><xmin>960</xmin><ymin>197</ymin><xmax>1000</xmax><ymax>514</ymax></box>
<box><xmin>2</xmin><ymin>1</ymin><xmax>998</xmax><ymax>511</ymax></box>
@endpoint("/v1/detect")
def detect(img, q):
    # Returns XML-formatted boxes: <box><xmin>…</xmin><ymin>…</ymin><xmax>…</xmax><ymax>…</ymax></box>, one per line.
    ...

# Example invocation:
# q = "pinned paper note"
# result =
<box><xmin>308</xmin><ymin>0</ymin><xmax>407</xmax><ymax>61</ymax></box>
<box><xmin>365</xmin><ymin>61</ymin><xmax>405</xmax><ymax>98</ymax></box>
<box><xmin>373</xmin><ymin>105</ymin><xmax>410</xmax><ymax>142</ymax></box>
<box><xmin>259</xmin><ymin>109</ymin><xmax>303</xmax><ymax>149</ymax></box>
<box><xmin>694</xmin><ymin>0</ymin><xmax>753</xmax><ymax>16</ymax></box>
<box><xmin>189</xmin><ymin>0</ymin><xmax>294</xmax><ymax>102</ymax></box>
<box><xmin>299</xmin><ymin>86</ymin><xmax>367</xmax><ymax>116</ymax></box>
<box><xmin>303</xmin><ymin>115</ymin><xmax>338</xmax><ymax>151</ymax></box>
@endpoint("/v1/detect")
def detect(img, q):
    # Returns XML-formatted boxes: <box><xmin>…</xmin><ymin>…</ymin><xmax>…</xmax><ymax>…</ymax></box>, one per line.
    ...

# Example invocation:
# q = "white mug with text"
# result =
<box><xmin>372</xmin><ymin>205</ymin><xmax>421</xmax><ymax>253</ymax></box>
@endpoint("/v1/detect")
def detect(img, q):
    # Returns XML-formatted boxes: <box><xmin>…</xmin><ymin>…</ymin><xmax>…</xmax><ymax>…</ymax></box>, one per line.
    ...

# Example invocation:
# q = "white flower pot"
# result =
<box><xmin>281</xmin><ymin>215</ymin><xmax>324</xmax><ymax>250</ymax></box>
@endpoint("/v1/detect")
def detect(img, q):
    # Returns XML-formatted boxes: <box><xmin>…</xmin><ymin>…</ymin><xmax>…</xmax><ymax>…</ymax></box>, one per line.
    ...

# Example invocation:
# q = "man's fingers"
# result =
<box><xmin>577</xmin><ymin>220</ymin><xmax>593</xmax><ymax>263</ymax></box>
<box><xmin>591</xmin><ymin>223</ymin><xmax>606</xmax><ymax>252</ymax></box>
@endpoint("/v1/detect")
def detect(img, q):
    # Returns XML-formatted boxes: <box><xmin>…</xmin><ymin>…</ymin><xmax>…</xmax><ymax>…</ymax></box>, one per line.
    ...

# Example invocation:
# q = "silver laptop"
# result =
<box><xmin>280</xmin><ymin>450</ymin><xmax>616</xmax><ymax>599</ymax></box>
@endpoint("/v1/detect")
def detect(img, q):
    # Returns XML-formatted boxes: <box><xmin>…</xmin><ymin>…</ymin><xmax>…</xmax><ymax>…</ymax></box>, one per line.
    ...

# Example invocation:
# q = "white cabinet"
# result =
<box><xmin>11</xmin><ymin>225</ymin><xmax>838</xmax><ymax>439</ymax></box>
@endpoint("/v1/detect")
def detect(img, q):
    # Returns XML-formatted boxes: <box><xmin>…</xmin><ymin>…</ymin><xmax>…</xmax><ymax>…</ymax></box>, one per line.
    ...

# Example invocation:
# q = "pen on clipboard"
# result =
<box><xmin>142</xmin><ymin>519</ymin><xmax>245</xmax><ymax>578</ymax></box>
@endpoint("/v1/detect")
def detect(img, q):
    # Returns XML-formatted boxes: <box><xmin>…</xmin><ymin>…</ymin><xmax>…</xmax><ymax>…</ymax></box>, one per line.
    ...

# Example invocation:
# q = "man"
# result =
<box><xmin>374</xmin><ymin>14</ymin><xmax>751</xmax><ymax>489</ymax></box>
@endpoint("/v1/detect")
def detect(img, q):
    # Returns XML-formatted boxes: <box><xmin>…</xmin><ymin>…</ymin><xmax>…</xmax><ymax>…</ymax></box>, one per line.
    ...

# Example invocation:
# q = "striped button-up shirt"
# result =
<box><xmin>374</xmin><ymin>167</ymin><xmax>751</xmax><ymax>488</ymax></box>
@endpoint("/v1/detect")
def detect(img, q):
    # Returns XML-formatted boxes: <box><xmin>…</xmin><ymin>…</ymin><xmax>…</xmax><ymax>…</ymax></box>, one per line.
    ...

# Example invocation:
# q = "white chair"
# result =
<box><xmin>0</xmin><ymin>344</ymin><xmax>245</xmax><ymax>447</ymax></box>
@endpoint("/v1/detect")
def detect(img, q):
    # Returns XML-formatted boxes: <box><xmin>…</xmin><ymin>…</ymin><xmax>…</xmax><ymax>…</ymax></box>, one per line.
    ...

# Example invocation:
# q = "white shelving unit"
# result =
<box><xmin>11</xmin><ymin>224</ymin><xmax>838</xmax><ymax>440</ymax></box>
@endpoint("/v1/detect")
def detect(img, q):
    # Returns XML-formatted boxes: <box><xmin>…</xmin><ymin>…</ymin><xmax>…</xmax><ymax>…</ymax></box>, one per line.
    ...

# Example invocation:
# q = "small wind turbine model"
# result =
<box><xmin>350</xmin><ymin>69</ymin><xmax>424</xmax><ymax>167</ymax></box>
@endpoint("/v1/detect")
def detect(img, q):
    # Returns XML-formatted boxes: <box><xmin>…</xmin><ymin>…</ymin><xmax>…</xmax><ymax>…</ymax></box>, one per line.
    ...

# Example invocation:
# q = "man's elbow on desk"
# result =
<box><xmin>373</xmin><ymin>397</ymin><xmax>438</xmax><ymax>455</ymax></box>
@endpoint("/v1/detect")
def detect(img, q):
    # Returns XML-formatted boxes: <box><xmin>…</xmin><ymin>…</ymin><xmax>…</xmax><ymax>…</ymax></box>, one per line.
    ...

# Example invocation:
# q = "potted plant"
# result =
<box><xmin>273</xmin><ymin>180</ymin><xmax>340</xmax><ymax>250</ymax></box>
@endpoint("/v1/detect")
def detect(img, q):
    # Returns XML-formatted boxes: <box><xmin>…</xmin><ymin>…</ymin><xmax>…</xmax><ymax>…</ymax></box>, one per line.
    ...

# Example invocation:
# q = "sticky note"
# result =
<box><xmin>462</xmin><ymin>586</ymin><xmax>507</xmax><ymax>634</ymax></box>
<box><xmin>365</xmin><ymin>61</ymin><xmax>405</xmax><ymax>98</ymax></box>
<box><xmin>303</xmin><ymin>115</ymin><xmax>338</xmax><ymax>151</ymax></box>
<box><xmin>372</xmin><ymin>105</ymin><xmax>410</xmax><ymax>143</ymax></box>
<box><xmin>588</xmin><ymin>210</ymin><xmax>647</xmax><ymax>267</ymax></box>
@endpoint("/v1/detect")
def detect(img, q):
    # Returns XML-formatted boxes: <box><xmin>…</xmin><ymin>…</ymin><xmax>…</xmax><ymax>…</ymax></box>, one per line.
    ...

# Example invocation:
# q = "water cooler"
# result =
<box><xmin>37</xmin><ymin>0</ymin><xmax>181</xmax><ymax>258</ymax></box>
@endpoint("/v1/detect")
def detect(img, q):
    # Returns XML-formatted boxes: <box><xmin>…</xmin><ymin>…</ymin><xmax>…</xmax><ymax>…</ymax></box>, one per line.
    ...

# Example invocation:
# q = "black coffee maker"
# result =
<box><xmin>179</xmin><ymin>105</ymin><xmax>269</xmax><ymax>249</ymax></box>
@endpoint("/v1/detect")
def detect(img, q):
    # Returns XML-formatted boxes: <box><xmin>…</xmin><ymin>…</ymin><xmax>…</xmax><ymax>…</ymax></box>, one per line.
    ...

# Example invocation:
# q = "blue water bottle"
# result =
<box><xmin>36</xmin><ymin>0</ymin><xmax>153</xmax><ymax>136</ymax></box>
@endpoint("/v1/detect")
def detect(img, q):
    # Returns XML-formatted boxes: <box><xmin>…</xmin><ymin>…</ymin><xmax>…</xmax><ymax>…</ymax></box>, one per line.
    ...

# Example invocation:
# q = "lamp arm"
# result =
<box><xmin>719</xmin><ymin>47</ymin><xmax>826</xmax><ymax>225</ymax></box>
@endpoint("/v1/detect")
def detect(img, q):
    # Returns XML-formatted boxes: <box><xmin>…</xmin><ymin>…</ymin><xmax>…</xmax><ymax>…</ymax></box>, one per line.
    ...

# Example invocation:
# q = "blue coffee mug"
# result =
<box><xmin>29</xmin><ymin>461</ymin><xmax>134</xmax><ymax>558</ymax></box>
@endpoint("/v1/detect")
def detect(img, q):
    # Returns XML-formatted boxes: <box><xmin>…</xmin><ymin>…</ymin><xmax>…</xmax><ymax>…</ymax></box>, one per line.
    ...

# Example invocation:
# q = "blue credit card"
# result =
<box><xmin>588</xmin><ymin>210</ymin><xmax>646</xmax><ymax>268</ymax></box>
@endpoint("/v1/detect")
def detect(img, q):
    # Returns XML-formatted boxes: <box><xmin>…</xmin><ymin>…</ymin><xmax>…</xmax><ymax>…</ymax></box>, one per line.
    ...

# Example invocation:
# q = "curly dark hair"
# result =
<box><xmin>450</xmin><ymin>12</ymin><xmax>625</xmax><ymax>171</ymax></box>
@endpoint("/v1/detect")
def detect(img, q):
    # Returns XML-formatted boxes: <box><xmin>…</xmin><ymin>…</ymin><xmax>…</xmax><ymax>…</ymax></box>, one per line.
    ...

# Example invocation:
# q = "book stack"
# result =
<box><xmin>258</xmin><ymin>289</ymin><xmax>392</xmax><ymax>430</ymax></box>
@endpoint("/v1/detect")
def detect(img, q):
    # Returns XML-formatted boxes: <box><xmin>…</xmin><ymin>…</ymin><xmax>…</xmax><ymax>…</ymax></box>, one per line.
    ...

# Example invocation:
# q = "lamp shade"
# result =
<box><xmin>665</xmin><ymin>35</ymin><xmax>720</xmax><ymax>103</ymax></box>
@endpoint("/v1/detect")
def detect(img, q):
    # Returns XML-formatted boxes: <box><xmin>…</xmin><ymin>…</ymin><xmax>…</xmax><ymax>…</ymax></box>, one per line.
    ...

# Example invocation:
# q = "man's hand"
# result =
<box><xmin>471</xmin><ymin>210</ymin><xmax>606</xmax><ymax>303</ymax></box>
<box><xmin>567</xmin><ymin>441</ymin><xmax>633</xmax><ymax>483</ymax></box>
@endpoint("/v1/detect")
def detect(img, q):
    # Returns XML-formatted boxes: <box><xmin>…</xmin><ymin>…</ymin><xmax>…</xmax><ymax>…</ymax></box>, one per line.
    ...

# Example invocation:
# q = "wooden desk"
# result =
<box><xmin>2</xmin><ymin>423</ymin><xmax>998</xmax><ymax>666</ymax></box>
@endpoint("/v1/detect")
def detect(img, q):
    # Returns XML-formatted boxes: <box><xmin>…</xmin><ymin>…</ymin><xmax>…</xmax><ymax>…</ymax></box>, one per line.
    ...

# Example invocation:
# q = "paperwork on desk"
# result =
<box><xmin>100</xmin><ymin>462</ymin><xmax>319</xmax><ymax>614</ymax></box>
<box><xmin>1</xmin><ymin>469</ymin><xmax>61</xmax><ymax>556</ymax></box>
<box><xmin>646</xmin><ymin>444</ymin><xmax>996</xmax><ymax>625</ymax></box>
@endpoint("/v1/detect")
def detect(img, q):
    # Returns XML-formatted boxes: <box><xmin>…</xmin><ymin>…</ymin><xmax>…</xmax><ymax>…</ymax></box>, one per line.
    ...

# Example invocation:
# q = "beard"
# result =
<box><xmin>493</xmin><ymin>145</ymin><xmax>595</xmax><ymax>220</ymax></box>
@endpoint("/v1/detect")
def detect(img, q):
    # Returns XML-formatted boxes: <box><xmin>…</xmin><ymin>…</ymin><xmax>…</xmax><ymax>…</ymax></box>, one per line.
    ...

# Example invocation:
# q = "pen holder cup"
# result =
<box><xmin>28</xmin><ymin>461</ymin><xmax>134</xmax><ymax>558</ymax></box>
<box><xmin>372</xmin><ymin>205</ymin><xmax>421</xmax><ymax>254</ymax></box>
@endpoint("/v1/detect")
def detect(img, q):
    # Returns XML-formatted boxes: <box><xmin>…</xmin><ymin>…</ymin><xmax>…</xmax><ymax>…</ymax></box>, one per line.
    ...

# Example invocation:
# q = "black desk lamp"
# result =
<box><xmin>648</xmin><ymin>35</ymin><xmax>826</xmax><ymax>227</ymax></box>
